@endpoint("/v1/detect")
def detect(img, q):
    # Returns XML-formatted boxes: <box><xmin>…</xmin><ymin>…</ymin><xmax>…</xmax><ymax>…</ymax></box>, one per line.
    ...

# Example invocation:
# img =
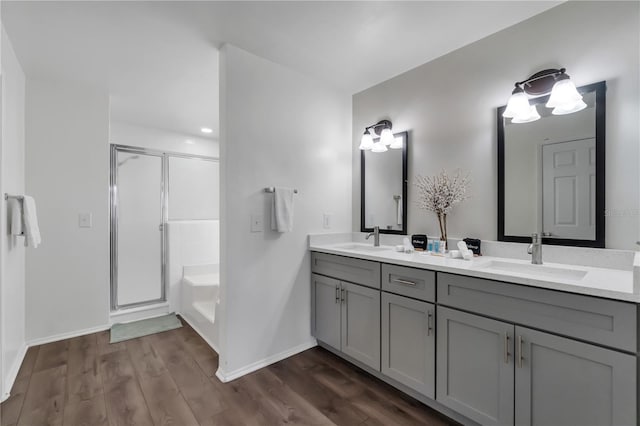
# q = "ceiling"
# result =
<box><xmin>2</xmin><ymin>1</ymin><xmax>560</xmax><ymax>139</ymax></box>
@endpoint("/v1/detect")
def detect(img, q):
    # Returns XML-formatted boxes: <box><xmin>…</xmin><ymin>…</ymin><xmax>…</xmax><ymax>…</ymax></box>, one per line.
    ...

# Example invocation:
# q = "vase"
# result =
<box><xmin>437</xmin><ymin>212</ymin><xmax>448</xmax><ymax>250</ymax></box>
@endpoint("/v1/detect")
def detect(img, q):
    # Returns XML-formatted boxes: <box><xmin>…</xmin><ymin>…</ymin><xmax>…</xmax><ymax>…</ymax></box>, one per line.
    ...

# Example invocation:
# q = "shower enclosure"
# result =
<box><xmin>110</xmin><ymin>145</ymin><xmax>218</xmax><ymax>311</ymax></box>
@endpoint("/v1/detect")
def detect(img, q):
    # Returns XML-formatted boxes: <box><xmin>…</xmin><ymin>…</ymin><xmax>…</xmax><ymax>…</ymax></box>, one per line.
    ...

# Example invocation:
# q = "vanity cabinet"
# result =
<box><xmin>311</xmin><ymin>272</ymin><xmax>381</xmax><ymax>370</ymax></box>
<box><xmin>437</xmin><ymin>306</ymin><xmax>636</xmax><ymax>426</ymax></box>
<box><xmin>381</xmin><ymin>292</ymin><xmax>435</xmax><ymax>398</ymax></box>
<box><xmin>311</xmin><ymin>250</ymin><xmax>639</xmax><ymax>426</ymax></box>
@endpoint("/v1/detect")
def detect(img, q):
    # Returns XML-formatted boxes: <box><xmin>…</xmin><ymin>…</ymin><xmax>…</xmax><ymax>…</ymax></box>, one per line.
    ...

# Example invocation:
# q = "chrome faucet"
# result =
<box><xmin>527</xmin><ymin>233</ymin><xmax>543</xmax><ymax>264</ymax></box>
<box><xmin>366</xmin><ymin>226</ymin><xmax>380</xmax><ymax>247</ymax></box>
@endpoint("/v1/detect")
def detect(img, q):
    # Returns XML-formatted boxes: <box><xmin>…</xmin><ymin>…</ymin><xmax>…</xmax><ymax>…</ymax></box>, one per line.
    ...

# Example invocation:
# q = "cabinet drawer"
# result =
<box><xmin>311</xmin><ymin>252</ymin><xmax>380</xmax><ymax>289</ymax></box>
<box><xmin>381</xmin><ymin>264</ymin><xmax>435</xmax><ymax>302</ymax></box>
<box><xmin>438</xmin><ymin>272</ymin><xmax>637</xmax><ymax>352</ymax></box>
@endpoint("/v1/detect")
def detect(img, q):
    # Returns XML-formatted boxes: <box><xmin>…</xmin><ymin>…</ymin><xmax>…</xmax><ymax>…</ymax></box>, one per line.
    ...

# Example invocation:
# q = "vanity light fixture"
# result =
<box><xmin>503</xmin><ymin>68</ymin><xmax>586</xmax><ymax>123</ymax></box>
<box><xmin>358</xmin><ymin>129</ymin><xmax>374</xmax><ymax>150</ymax></box>
<box><xmin>359</xmin><ymin>120</ymin><xmax>400</xmax><ymax>151</ymax></box>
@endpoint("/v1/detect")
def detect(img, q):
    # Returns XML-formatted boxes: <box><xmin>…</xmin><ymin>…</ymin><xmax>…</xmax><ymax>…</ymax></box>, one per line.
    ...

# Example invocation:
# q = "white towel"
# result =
<box><xmin>22</xmin><ymin>196</ymin><xmax>41</xmax><ymax>248</ymax></box>
<box><xmin>270</xmin><ymin>187</ymin><xmax>295</xmax><ymax>233</ymax></box>
<box><xmin>8</xmin><ymin>198</ymin><xmax>23</xmax><ymax>237</ymax></box>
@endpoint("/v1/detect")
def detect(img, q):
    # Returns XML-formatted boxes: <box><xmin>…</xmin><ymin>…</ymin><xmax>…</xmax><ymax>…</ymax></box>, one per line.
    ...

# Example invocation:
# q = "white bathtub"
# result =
<box><xmin>181</xmin><ymin>264</ymin><xmax>219</xmax><ymax>351</ymax></box>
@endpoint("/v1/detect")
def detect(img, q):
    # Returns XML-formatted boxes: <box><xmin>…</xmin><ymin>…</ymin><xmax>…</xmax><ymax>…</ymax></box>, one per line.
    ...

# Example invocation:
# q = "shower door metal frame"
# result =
<box><xmin>110</xmin><ymin>145</ymin><xmax>167</xmax><ymax>311</ymax></box>
<box><xmin>110</xmin><ymin>144</ymin><xmax>219</xmax><ymax>312</ymax></box>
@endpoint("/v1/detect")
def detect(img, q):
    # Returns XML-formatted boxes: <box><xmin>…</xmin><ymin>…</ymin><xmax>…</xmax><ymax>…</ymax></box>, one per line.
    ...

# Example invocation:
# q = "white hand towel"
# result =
<box><xmin>22</xmin><ymin>196</ymin><xmax>42</xmax><ymax>248</ymax></box>
<box><xmin>270</xmin><ymin>187</ymin><xmax>295</xmax><ymax>233</ymax></box>
<box><xmin>8</xmin><ymin>198</ymin><xmax>23</xmax><ymax>236</ymax></box>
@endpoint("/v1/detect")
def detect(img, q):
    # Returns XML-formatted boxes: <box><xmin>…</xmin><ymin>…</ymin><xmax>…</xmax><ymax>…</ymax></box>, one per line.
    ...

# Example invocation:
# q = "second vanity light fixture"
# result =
<box><xmin>359</xmin><ymin>120</ymin><xmax>402</xmax><ymax>152</ymax></box>
<box><xmin>503</xmin><ymin>68</ymin><xmax>587</xmax><ymax>124</ymax></box>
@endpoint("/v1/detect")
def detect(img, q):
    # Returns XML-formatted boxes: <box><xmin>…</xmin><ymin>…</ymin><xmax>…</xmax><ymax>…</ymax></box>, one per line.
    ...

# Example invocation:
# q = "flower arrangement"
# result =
<box><xmin>414</xmin><ymin>169</ymin><xmax>471</xmax><ymax>249</ymax></box>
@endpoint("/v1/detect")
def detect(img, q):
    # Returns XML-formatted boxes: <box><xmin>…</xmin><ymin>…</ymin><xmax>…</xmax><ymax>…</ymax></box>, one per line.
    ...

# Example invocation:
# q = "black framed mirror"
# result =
<box><xmin>361</xmin><ymin>131</ymin><xmax>408</xmax><ymax>235</ymax></box>
<box><xmin>498</xmin><ymin>81</ymin><xmax>606</xmax><ymax>247</ymax></box>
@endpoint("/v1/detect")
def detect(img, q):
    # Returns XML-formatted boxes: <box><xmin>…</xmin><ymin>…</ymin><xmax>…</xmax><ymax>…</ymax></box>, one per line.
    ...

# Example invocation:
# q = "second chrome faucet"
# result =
<box><xmin>366</xmin><ymin>226</ymin><xmax>380</xmax><ymax>247</ymax></box>
<box><xmin>528</xmin><ymin>233</ymin><xmax>543</xmax><ymax>264</ymax></box>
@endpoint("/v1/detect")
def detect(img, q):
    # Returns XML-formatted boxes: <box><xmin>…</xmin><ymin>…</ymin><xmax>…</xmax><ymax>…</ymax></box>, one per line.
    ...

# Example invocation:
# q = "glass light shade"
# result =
<box><xmin>380</xmin><ymin>128</ymin><xmax>394</xmax><ymax>146</ymax></box>
<box><xmin>503</xmin><ymin>91</ymin><xmax>530</xmax><ymax>118</ymax></box>
<box><xmin>511</xmin><ymin>105</ymin><xmax>541</xmax><ymax>123</ymax></box>
<box><xmin>359</xmin><ymin>130</ymin><xmax>374</xmax><ymax>150</ymax></box>
<box><xmin>552</xmin><ymin>99</ymin><xmax>588</xmax><ymax>115</ymax></box>
<box><xmin>389</xmin><ymin>136</ymin><xmax>403</xmax><ymax>149</ymax></box>
<box><xmin>371</xmin><ymin>141</ymin><xmax>388</xmax><ymax>153</ymax></box>
<box><xmin>546</xmin><ymin>78</ymin><xmax>583</xmax><ymax>109</ymax></box>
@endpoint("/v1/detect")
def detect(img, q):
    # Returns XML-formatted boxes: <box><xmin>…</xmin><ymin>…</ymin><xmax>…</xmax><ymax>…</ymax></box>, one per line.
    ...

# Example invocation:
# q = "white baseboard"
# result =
<box><xmin>1</xmin><ymin>343</ymin><xmax>28</xmax><ymax>403</ymax></box>
<box><xmin>179</xmin><ymin>313</ymin><xmax>219</xmax><ymax>354</ymax></box>
<box><xmin>26</xmin><ymin>323</ymin><xmax>111</xmax><ymax>347</ymax></box>
<box><xmin>215</xmin><ymin>339</ymin><xmax>317</xmax><ymax>383</ymax></box>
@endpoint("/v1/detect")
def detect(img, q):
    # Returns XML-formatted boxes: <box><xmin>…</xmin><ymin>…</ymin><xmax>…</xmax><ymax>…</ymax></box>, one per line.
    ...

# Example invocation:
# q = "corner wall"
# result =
<box><xmin>25</xmin><ymin>79</ymin><xmax>110</xmax><ymax>342</ymax></box>
<box><xmin>218</xmin><ymin>44</ymin><xmax>352</xmax><ymax>378</ymax></box>
<box><xmin>352</xmin><ymin>1</ymin><xmax>640</xmax><ymax>250</ymax></box>
<box><xmin>0</xmin><ymin>26</ymin><xmax>26</xmax><ymax>400</ymax></box>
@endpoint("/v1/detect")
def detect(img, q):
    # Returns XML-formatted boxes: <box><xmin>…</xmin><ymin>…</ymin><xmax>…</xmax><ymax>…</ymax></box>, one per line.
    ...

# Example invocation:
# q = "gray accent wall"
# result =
<box><xmin>352</xmin><ymin>1</ymin><xmax>640</xmax><ymax>250</ymax></box>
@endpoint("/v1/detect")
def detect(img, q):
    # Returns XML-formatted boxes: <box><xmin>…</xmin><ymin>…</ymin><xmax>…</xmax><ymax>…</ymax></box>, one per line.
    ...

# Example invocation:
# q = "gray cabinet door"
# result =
<box><xmin>381</xmin><ymin>292</ymin><xmax>435</xmax><ymax>398</ymax></box>
<box><xmin>515</xmin><ymin>326</ymin><xmax>636</xmax><ymax>426</ymax></box>
<box><xmin>437</xmin><ymin>307</ymin><xmax>514</xmax><ymax>426</ymax></box>
<box><xmin>312</xmin><ymin>274</ymin><xmax>341</xmax><ymax>350</ymax></box>
<box><xmin>341</xmin><ymin>281</ymin><xmax>381</xmax><ymax>371</ymax></box>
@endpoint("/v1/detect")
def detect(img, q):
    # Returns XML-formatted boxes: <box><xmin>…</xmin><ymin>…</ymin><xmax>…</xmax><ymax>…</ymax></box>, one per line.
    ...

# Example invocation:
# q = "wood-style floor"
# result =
<box><xmin>1</xmin><ymin>318</ymin><xmax>456</xmax><ymax>426</ymax></box>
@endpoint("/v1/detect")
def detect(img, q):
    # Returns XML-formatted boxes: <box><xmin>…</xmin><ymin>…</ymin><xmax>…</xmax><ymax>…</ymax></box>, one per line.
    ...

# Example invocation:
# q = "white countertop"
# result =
<box><xmin>310</xmin><ymin>240</ymin><xmax>639</xmax><ymax>303</ymax></box>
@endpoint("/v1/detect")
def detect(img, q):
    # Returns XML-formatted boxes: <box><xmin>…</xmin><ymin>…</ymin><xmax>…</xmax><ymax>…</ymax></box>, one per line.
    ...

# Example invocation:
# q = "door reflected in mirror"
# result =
<box><xmin>361</xmin><ymin>132</ymin><xmax>408</xmax><ymax>234</ymax></box>
<box><xmin>498</xmin><ymin>82</ymin><xmax>605</xmax><ymax>247</ymax></box>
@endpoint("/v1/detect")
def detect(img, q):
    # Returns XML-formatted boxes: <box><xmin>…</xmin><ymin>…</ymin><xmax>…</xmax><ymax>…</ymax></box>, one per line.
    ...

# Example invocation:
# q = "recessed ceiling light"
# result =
<box><xmin>185</xmin><ymin>139</ymin><xmax>195</xmax><ymax>145</ymax></box>
<box><xmin>200</xmin><ymin>127</ymin><xmax>213</xmax><ymax>134</ymax></box>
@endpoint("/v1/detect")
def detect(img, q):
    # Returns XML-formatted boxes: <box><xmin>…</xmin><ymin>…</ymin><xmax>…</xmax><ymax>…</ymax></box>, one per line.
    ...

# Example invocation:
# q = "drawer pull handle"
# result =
<box><xmin>427</xmin><ymin>311</ymin><xmax>433</xmax><ymax>336</ymax></box>
<box><xmin>341</xmin><ymin>288</ymin><xmax>345</xmax><ymax>303</ymax></box>
<box><xmin>392</xmin><ymin>278</ymin><xmax>417</xmax><ymax>287</ymax></box>
<box><xmin>335</xmin><ymin>285</ymin><xmax>340</xmax><ymax>304</ymax></box>
<box><xmin>504</xmin><ymin>334</ymin><xmax>510</xmax><ymax>364</ymax></box>
<box><xmin>517</xmin><ymin>335</ymin><xmax>524</xmax><ymax>368</ymax></box>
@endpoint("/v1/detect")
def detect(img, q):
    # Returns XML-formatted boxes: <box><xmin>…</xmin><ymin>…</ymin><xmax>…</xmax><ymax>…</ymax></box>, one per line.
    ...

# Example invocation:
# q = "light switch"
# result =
<box><xmin>250</xmin><ymin>213</ymin><xmax>263</xmax><ymax>232</ymax></box>
<box><xmin>323</xmin><ymin>213</ymin><xmax>331</xmax><ymax>229</ymax></box>
<box><xmin>79</xmin><ymin>213</ymin><xmax>92</xmax><ymax>228</ymax></box>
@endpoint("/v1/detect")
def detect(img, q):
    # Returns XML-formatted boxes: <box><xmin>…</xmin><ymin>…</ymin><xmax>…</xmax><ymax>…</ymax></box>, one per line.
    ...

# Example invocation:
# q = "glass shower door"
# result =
<box><xmin>111</xmin><ymin>148</ymin><xmax>165</xmax><ymax>309</ymax></box>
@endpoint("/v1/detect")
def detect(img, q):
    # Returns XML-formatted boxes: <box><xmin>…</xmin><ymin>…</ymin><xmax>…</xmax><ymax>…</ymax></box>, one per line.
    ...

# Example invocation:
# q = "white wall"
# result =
<box><xmin>0</xmin><ymin>26</ymin><xmax>26</xmax><ymax>400</ymax></box>
<box><xmin>25</xmin><ymin>79</ymin><xmax>110</xmax><ymax>342</ymax></box>
<box><xmin>111</xmin><ymin>121</ymin><xmax>218</xmax><ymax>157</ymax></box>
<box><xmin>352</xmin><ymin>1</ymin><xmax>640</xmax><ymax>250</ymax></box>
<box><xmin>218</xmin><ymin>44</ymin><xmax>352</xmax><ymax>379</ymax></box>
<box><xmin>168</xmin><ymin>157</ymin><xmax>219</xmax><ymax>220</ymax></box>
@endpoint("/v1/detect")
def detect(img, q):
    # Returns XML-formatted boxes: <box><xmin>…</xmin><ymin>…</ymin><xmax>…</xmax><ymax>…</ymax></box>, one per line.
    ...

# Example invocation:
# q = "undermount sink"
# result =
<box><xmin>477</xmin><ymin>259</ymin><xmax>588</xmax><ymax>281</ymax></box>
<box><xmin>334</xmin><ymin>243</ymin><xmax>393</xmax><ymax>252</ymax></box>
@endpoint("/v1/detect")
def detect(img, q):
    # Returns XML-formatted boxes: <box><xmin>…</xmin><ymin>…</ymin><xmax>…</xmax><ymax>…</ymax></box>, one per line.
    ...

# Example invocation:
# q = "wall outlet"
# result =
<box><xmin>323</xmin><ymin>213</ymin><xmax>331</xmax><ymax>229</ymax></box>
<box><xmin>250</xmin><ymin>213</ymin><xmax>264</xmax><ymax>232</ymax></box>
<box><xmin>79</xmin><ymin>212</ymin><xmax>92</xmax><ymax>228</ymax></box>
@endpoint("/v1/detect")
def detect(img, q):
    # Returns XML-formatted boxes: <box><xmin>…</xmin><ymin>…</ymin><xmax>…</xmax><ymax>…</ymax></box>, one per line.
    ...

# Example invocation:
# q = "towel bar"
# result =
<box><xmin>4</xmin><ymin>193</ymin><xmax>24</xmax><ymax>201</ymax></box>
<box><xmin>264</xmin><ymin>187</ymin><xmax>298</xmax><ymax>194</ymax></box>
<box><xmin>4</xmin><ymin>193</ymin><xmax>26</xmax><ymax>236</ymax></box>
